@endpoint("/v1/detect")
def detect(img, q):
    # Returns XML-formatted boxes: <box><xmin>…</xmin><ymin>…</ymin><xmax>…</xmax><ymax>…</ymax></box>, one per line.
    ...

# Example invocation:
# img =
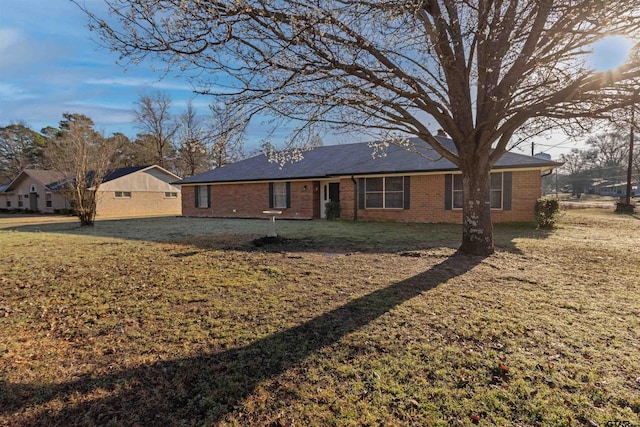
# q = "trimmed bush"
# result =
<box><xmin>324</xmin><ymin>201</ymin><xmax>341</xmax><ymax>220</ymax></box>
<box><xmin>535</xmin><ymin>198</ymin><xmax>561</xmax><ymax>229</ymax></box>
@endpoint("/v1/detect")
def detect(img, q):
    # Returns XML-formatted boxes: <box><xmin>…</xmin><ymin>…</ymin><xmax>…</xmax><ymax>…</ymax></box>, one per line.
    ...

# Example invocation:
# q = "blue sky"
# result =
<box><xmin>0</xmin><ymin>1</ymin><xmax>634</xmax><ymax>158</ymax></box>
<box><xmin>0</xmin><ymin>0</ymin><xmax>215</xmax><ymax>138</ymax></box>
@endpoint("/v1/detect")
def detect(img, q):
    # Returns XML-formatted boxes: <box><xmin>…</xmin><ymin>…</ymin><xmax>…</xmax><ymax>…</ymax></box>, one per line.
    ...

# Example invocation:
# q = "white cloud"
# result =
<box><xmin>62</xmin><ymin>102</ymin><xmax>134</xmax><ymax>125</ymax></box>
<box><xmin>0</xmin><ymin>82</ymin><xmax>36</xmax><ymax>101</ymax></box>
<box><xmin>0</xmin><ymin>26</ymin><xmax>62</xmax><ymax>73</ymax></box>
<box><xmin>0</xmin><ymin>27</ymin><xmax>21</xmax><ymax>53</ymax></box>
<box><xmin>84</xmin><ymin>77</ymin><xmax>194</xmax><ymax>92</ymax></box>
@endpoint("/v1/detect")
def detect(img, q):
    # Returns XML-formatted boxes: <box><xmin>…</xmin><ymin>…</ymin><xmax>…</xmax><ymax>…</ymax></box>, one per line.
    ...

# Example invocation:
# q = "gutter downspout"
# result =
<box><xmin>351</xmin><ymin>175</ymin><xmax>358</xmax><ymax>221</ymax></box>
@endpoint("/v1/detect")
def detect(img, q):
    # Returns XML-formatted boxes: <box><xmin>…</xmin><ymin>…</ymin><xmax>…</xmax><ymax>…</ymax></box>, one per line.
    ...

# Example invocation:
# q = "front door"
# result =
<box><xmin>320</xmin><ymin>181</ymin><xmax>340</xmax><ymax>218</ymax></box>
<box><xmin>29</xmin><ymin>192</ymin><xmax>38</xmax><ymax>211</ymax></box>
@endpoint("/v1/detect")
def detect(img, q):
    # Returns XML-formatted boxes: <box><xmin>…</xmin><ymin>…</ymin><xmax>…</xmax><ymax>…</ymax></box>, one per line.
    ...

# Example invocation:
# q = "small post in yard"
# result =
<box><xmin>262</xmin><ymin>210</ymin><xmax>282</xmax><ymax>237</ymax></box>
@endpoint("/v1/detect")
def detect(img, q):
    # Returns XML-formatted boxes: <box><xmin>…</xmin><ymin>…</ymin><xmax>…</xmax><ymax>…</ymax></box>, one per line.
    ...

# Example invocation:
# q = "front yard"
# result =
<box><xmin>0</xmin><ymin>210</ymin><xmax>639</xmax><ymax>426</ymax></box>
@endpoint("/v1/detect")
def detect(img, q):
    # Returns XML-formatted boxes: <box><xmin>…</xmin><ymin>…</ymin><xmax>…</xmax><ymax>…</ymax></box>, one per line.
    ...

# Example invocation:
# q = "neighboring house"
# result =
<box><xmin>177</xmin><ymin>137</ymin><xmax>561</xmax><ymax>223</ymax></box>
<box><xmin>595</xmin><ymin>181</ymin><xmax>638</xmax><ymax>197</ymax></box>
<box><xmin>1</xmin><ymin>166</ymin><xmax>182</xmax><ymax>216</ymax></box>
<box><xmin>0</xmin><ymin>169</ymin><xmax>69</xmax><ymax>212</ymax></box>
<box><xmin>0</xmin><ymin>183</ymin><xmax>10</xmax><ymax>210</ymax></box>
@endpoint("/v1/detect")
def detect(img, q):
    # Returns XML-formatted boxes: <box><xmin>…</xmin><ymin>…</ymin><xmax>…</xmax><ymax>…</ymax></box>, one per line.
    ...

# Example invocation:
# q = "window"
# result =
<box><xmin>165</xmin><ymin>192</ymin><xmax>178</xmax><ymax>198</ymax></box>
<box><xmin>18</xmin><ymin>194</ymin><xmax>23</xmax><ymax>208</ymax></box>
<box><xmin>453</xmin><ymin>175</ymin><xmax>463</xmax><ymax>209</ymax></box>
<box><xmin>365</xmin><ymin>177</ymin><xmax>404</xmax><ymax>209</ymax></box>
<box><xmin>450</xmin><ymin>173</ymin><xmax>504</xmax><ymax>210</ymax></box>
<box><xmin>195</xmin><ymin>185</ymin><xmax>209</xmax><ymax>208</ymax></box>
<box><xmin>115</xmin><ymin>191</ymin><xmax>132</xmax><ymax>198</ymax></box>
<box><xmin>6</xmin><ymin>200</ymin><xmax>11</xmax><ymax>208</ymax></box>
<box><xmin>490</xmin><ymin>173</ymin><xmax>503</xmax><ymax>209</ymax></box>
<box><xmin>45</xmin><ymin>193</ymin><xmax>52</xmax><ymax>208</ymax></box>
<box><xmin>271</xmin><ymin>182</ymin><xmax>289</xmax><ymax>209</ymax></box>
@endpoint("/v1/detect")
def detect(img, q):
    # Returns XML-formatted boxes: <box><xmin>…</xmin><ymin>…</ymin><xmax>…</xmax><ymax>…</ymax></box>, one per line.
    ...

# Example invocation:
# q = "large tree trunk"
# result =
<box><xmin>458</xmin><ymin>160</ymin><xmax>495</xmax><ymax>256</ymax></box>
<box><xmin>78</xmin><ymin>209</ymin><xmax>95</xmax><ymax>226</ymax></box>
<box><xmin>76</xmin><ymin>191</ymin><xmax>97</xmax><ymax>226</ymax></box>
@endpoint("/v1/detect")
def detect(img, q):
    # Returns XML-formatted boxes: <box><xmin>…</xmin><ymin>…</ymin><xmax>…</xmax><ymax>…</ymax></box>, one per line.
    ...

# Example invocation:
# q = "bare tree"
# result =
<box><xmin>586</xmin><ymin>131</ymin><xmax>629</xmax><ymax>178</ymax></box>
<box><xmin>209</xmin><ymin>102</ymin><xmax>247</xmax><ymax>168</ymax></box>
<box><xmin>560</xmin><ymin>148</ymin><xmax>598</xmax><ymax>196</ymax></box>
<box><xmin>133</xmin><ymin>91</ymin><xmax>179</xmax><ymax>169</ymax></box>
<box><xmin>82</xmin><ymin>1</ymin><xmax>640</xmax><ymax>254</ymax></box>
<box><xmin>175</xmin><ymin>101</ymin><xmax>210</xmax><ymax>177</ymax></box>
<box><xmin>45</xmin><ymin>113</ymin><xmax>118</xmax><ymax>226</ymax></box>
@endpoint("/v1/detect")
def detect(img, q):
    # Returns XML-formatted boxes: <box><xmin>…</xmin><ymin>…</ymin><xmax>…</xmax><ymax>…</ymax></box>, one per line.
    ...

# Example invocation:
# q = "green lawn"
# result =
<box><xmin>0</xmin><ymin>210</ymin><xmax>639</xmax><ymax>426</ymax></box>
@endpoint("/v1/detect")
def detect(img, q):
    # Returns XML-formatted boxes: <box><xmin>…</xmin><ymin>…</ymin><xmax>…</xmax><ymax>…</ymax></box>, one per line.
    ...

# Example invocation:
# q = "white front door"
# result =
<box><xmin>320</xmin><ymin>181</ymin><xmax>340</xmax><ymax>219</ymax></box>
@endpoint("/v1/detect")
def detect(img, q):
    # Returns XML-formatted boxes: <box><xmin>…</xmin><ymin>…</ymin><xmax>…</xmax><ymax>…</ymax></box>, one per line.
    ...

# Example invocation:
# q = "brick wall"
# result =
<box><xmin>492</xmin><ymin>169</ymin><xmax>541</xmax><ymax>222</ymax></box>
<box><xmin>182</xmin><ymin>181</ymin><xmax>320</xmax><ymax>219</ymax></box>
<box><xmin>340</xmin><ymin>170</ymin><xmax>541</xmax><ymax>223</ymax></box>
<box><xmin>181</xmin><ymin>170</ymin><xmax>542</xmax><ymax>223</ymax></box>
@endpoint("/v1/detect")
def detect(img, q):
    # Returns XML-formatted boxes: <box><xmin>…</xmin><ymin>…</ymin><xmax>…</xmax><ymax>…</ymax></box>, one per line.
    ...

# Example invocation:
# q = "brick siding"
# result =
<box><xmin>182</xmin><ymin>181</ymin><xmax>320</xmax><ymax>219</ymax></box>
<box><xmin>182</xmin><ymin>170</ymin><xmax>542</xmax><ymax>223</ymax></box>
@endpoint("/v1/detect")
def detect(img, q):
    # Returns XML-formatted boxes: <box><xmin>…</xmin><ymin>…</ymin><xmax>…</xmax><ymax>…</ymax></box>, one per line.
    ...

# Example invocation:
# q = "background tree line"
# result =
<box><xmin>0</xmin><ymin>91</ymin><xmax>248</xmax><ymax>184</ymax></box>
<box><xmin>554</xmin><ymin>129</ymin><xmax>640</xmax><ymax>196</ymax></box>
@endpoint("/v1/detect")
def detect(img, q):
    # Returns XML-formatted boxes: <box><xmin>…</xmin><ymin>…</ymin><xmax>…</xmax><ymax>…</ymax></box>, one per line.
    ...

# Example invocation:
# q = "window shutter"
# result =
<box><xmin>444</xmin><ymin>174</ymin><xmax>452</xmax><ymax>210</ymax></box>
<box><xmin>194</xmin><ymin>185</ymin><xmax>199</xmax><ymax>208</ymax></box>
<box><xmin>403</xmin><ymin>176</ymin><xmax>411</xmax><ymax>209</ymax></box>
<box><xmin>206</xmin><ymin>185</ymin><xmax>211</xmax><ymax>208</ymax></box>
<box><xmin>286</xmin><ymin>182</ymin><xmax>291</xmax><ymax>208</ymax></box>
<box><xmin>358</xmin><ymin>179</ymin><xmax>365</xmax><ymax>209</ymax></box>
<box><xmin>503</xmin><ymin>172</ymin><xmax>512</xmax><ymax>211</ymax></box>
<box><xmin>268</xmin><ymin>183</ymin><xmax>274</xmax><ymax>209</ymax></box>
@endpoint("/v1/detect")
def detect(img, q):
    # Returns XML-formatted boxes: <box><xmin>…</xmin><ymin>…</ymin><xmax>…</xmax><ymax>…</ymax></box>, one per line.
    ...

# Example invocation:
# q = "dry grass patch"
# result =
<box><xmin>0</xmin><ymin>210</ymin><xmax>639</xmax><ymax>426</ymax></box>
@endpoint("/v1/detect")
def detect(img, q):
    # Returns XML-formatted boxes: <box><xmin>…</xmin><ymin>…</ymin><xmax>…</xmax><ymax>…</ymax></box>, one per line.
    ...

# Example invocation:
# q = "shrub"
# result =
<box><xmin>615</xmin><ymin>202</ymin><xmax>635</xmax><ymax>214</ymax></box>
<box><xmin>535</xmin><ymin>198</ymin><xmax>561</xmax><ymax>228</ymax></box>
<box><xmin>324</xmin><ymin>201</ymin><xmax>341</xmax><ymax>220</ymax></box>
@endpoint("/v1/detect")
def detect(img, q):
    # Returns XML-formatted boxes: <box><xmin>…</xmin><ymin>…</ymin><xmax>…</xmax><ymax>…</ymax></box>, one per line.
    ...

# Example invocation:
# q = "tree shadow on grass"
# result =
<box><xmin>1</xmin><ymin>252</ymin><xmax>485</xmax><ymax>426</ymax></box>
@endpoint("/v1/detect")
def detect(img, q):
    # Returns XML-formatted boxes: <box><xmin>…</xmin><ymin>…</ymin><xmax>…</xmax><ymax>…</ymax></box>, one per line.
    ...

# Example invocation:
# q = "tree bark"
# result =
<box><xmin>78</xmin><ymin>209</ymin><xmax>95</xmax><ymax>226</ymax></box>
<box><xmin>458</xmin><ymin>160</ymin><xmax>494</xmax><ymax>256</ymax></box>
<box><xmin>76</xmin><ymin>191</ymin><xmax>97</xmax><ymax>226</ymax></box>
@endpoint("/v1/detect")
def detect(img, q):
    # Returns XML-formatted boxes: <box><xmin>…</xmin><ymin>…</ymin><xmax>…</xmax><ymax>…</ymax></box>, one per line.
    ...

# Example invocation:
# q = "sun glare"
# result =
<box><xmin>589</xmin><ymin>35</ymin><xmax>634</xmax><ymax>71</ymax></box>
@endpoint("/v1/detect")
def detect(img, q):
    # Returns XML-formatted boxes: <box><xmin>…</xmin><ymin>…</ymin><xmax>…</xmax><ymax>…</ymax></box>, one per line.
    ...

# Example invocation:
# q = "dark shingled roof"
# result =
<box><xmin>103</xmin><ymin>165</ymin><xmax>150</xmax><ymax>183</ymax></box>
<box><xmin>178</xmin><ymin>137</ymin><xmax>561</xmax><ymax>185</ymax></box>
<box><xmin>0</xmin><ymin>184</ymin><xmax>8</xmax><ymax>192</ymax></box>
<box><xmin>47</xmin><ymin>165</ymin><xmax>151</xmax><ymax>191</ymax></box>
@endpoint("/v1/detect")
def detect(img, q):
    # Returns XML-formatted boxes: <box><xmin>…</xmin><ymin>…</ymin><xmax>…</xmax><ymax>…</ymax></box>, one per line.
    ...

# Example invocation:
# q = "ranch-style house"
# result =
<box><xmin>177</xmin><ymin>137</ymin><xmax>561</xmax><ymax>223</ymax></box>
<box><xmin>1</xmin><ymin>165</ymin><xmax>182</xmax><ymax>217</ymax></box>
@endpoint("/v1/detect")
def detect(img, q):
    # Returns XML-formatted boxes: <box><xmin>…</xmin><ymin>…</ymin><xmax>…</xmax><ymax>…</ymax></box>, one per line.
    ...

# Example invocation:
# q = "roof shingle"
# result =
<box><xmin>178</xmin><ymin>137</ymin><xmax>561</xmax><ymax>184</ymax></box>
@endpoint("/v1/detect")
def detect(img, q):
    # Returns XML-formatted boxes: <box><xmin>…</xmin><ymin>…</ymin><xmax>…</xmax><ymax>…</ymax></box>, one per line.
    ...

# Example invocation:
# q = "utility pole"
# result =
<box><xmin>625</xmin><ymin>105</ymin><xmax>635</xmax><ymax>207</ymax></box>
<box><xmin>618</xmin><ymin>92</ymin><xmax>637</xmax><ymax>213</ymax></box>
